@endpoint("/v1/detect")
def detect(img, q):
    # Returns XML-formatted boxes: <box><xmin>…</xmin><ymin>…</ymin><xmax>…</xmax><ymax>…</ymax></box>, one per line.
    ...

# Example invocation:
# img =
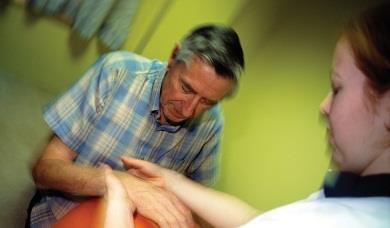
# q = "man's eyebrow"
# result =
<box><xmin>181</xmin><ymin>78</ymin><xmax>218</xmax><ymax>104</ymax></box>
<box><xmin>181</xmin><ymin>78</ymin><xmax>196</xmax><ymax>93</ymax></box>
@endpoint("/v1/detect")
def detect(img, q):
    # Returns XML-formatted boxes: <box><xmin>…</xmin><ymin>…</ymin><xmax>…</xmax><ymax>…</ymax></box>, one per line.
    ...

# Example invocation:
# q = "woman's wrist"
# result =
<box><xmin>163</xmin><ymin>169</ymin><xmax>184</xmax><ymax>192</ymax></box>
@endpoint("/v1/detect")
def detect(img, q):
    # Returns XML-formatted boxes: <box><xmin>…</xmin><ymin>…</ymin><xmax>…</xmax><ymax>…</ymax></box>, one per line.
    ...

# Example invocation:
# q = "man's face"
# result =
<box><xmin>160</xmin><ymin>56</ymin><xmax>234</xmax><ymax>125</ymax></box>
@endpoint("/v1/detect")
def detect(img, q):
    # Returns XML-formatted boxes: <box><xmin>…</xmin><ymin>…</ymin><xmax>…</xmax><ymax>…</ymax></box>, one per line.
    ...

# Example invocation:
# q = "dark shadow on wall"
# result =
<box><xmin>21</xmin><ymin>7</ymin><xmax>95</xmax><ymax>58</ymax></box>
<box><xmin>231</xmin><ymin>0</ymin><xmax>385</xmax><ymax>62</ymax></box>
<box><xmin>18</xmin><ymin>2</ymin><xmax>124</xmax><ymax>58</ymax></box>
<box><xmin>68</xmin><ymin>31</ymin><xmax>93</xmax><ymax>57</ymax></box>
<box><xmin>133</xmin><ymin>0</ymin><xmax>175</xmax><ymax>54</ymax></box>
<box><xmin>0</xmin><ymin>0</ymin><xmax>11</xmax><ymax>13</ymax></box>
<box><xmin>17</xmin><ymin>0</ymin><xmax>175</xmax><ymax>58</ymax></box>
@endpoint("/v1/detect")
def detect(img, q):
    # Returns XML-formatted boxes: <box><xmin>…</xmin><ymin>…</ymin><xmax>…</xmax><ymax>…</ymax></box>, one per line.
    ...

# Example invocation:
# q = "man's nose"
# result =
<box><xmin>182</xmin><ymin>95</ymin><xmax>200</xmax><ymax>118</ymax></box>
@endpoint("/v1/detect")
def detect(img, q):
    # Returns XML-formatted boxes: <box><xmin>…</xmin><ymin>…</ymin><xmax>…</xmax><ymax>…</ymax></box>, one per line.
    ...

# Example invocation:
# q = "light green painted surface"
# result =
<box><xmin>141</xmin><ymin>0</ymin><xmax>248</xmax><ymax>60</ymax></box>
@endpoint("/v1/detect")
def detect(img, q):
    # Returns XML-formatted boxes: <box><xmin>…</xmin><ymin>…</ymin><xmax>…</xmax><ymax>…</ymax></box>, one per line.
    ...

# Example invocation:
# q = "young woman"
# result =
<box><xmin>106</xmin><ymin>2</ymin><xmax>390</xmax><ymax>227</ymax></box>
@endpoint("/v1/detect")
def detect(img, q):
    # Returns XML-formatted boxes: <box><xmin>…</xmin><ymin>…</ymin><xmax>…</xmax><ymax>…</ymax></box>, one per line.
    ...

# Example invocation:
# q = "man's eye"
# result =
<box><xmin>182</xmin><ymin>84</ymin><xmax>191</xmax><ymax>93</ymax></box>
<box><xmin>200</xmin><ymin>99</ymin><xmax>215</xmax><ymax>106</ymax></box>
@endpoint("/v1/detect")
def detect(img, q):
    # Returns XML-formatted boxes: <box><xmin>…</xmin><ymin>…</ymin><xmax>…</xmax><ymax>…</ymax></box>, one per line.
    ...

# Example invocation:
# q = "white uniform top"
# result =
<box><xmin>240</xmin><ymin>190</ymin><xmax>390</xmax><ymax>228</ymax></box>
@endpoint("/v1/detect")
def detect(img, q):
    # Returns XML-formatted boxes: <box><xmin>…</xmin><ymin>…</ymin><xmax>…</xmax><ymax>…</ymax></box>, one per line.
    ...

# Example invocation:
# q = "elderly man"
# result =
<box><xmin>27</xmin><ymin>24</ymin><xmax>244</xmax><ymax>227</ymax></box>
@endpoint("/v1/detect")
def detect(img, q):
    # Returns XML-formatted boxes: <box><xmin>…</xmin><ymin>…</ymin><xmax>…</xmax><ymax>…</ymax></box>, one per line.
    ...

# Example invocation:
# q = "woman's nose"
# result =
<box><xmin>320</xmin><ymin>92</ymin><xmax>332</xmax><ymax>116</ymax></box>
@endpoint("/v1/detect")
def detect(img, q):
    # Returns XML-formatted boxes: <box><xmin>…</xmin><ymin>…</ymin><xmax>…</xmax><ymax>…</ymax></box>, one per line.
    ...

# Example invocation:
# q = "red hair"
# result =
<box><xmin>343</xmin><ymin>2</ymin><xmax>390</xmax><ymax>98</ymax></box>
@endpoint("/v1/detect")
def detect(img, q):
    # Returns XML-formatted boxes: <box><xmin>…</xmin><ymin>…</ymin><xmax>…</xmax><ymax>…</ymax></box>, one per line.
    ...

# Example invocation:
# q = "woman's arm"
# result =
<box><xmin>122</xmin><ymin>157</ymin><xmax>259</xmax><ymax>227</ymax></box>
<box><xmin>103</xmin><ymin>166</ymin><xmax>134</xmax><ymax>228</ymax></box>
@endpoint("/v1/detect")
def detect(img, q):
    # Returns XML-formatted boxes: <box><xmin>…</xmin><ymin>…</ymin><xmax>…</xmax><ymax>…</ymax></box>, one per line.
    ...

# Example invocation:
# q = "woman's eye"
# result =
<box><xmin>332</xmin><ymin>87</ymin><xmax>340</xmax><ymax>95</ymax></box>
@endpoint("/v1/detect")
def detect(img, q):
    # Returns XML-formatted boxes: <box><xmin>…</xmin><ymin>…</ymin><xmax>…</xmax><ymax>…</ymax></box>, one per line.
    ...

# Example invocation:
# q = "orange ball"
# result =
<box><xmin>54</xmin><ymin>198</ymin><xmax>158</xmax><ymax>228</ymax></box>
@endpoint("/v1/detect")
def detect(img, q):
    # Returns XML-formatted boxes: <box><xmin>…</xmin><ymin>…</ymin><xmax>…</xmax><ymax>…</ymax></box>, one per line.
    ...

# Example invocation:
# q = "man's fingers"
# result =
<box><xmin>170</xmin><ymin>194</ymin><xmax>194</xmax><ymax>227</ymax></box>
<box><xmin>147</xmin><ymin>208</ymin><xmax>170</xmax><ymax>228</ymax></box>
<box><xmin>143</xmin><ymin>199</ymin><xmax>185</xmax><ymax>228</ymax></box>
<box><xmin>135</xmin><ymin>194</ymin><xmax>172</xmax><ymax>228</ymax></box>
<box><xmin>133</xmin><ymin>186</ymin><xmax>193</xmax><ymax>228</ymax></box>
<box><xmin>150</xmin><ymin>189</ymin><xmax>193</xmax><ymax>228</ymax></box>
<box><xmin>164</xmin><ymin>191</ymin><xmax>194</xmax><ymax>227</ymax></box>
<box><xmin>120</xmin><ymin>164</ymin><xmax>192</xmax><ymax>227</ymax></box>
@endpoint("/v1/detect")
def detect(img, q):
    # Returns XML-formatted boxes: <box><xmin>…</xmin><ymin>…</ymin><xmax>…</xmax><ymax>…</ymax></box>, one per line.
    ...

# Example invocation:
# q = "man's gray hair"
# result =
<box><xmin>174</xmin><ymin>24</ymin><xmax>245</xmax><ymax>96</ymax></box>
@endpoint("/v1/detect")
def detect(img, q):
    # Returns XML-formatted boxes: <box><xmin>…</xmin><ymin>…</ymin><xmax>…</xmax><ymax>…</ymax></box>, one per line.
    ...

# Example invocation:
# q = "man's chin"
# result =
<box><xmin>166</xmin><ymin>117</ymin><xmax>186</xmax><ymax>126</ymax></box>
<box><xmin>161</xmin><ymin>109</ymin><xmax>188</xmax><ymax>125</ymax></box>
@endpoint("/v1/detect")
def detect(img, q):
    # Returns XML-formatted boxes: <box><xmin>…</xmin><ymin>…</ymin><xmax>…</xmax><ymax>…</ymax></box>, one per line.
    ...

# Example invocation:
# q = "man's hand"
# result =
<box><xmin>114</xmin><ymin>169</ymin><xmax>194</xmax><ymax>228</ymax></box>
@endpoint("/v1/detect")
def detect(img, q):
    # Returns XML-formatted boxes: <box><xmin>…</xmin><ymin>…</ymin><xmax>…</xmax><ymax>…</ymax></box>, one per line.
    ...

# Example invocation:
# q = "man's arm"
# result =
<box><xmin>32</xmin><ymin>135</ymin><xmax>106</xmax><ymax>196</ymax></box>
<box><xmin>32</xmin><ymin>135</ymin><xmax>194</xmax><ymax>227</ymax></box>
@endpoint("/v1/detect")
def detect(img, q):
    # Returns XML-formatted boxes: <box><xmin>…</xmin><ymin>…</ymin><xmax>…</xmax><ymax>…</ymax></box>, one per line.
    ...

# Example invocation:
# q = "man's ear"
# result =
<box><xmin>168</xmin><ymin>43</ymin><xmax>181</xmax><ymax>67</ymax></box>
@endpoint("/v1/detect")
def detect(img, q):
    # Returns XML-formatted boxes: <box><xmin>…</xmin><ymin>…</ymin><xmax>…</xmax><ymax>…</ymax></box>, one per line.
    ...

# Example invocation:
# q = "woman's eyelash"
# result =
<box><xmin>332</xmin><ymin>87</ymin><xmax>340</xmax><ymax>95</ymax></box>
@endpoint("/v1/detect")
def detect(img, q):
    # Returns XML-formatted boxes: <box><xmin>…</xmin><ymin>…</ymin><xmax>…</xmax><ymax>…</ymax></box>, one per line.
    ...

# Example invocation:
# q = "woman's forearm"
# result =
<box><xmin>166</xmin><ymin>171</ymin><xmax>259</xmax><ymax>227</ymax></box>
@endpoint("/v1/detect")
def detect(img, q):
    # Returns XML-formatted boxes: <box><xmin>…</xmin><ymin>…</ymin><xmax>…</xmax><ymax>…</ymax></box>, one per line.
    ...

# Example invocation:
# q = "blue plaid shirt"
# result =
<box><xmin>30</xmin><ymin>51</ymin><xmax>224</xmax><ymax>227</ymax></box>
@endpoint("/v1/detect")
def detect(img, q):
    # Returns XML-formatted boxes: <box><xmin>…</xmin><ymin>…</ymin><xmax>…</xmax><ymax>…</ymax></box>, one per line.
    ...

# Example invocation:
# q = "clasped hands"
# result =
<box><xmin>104</xmin><ymin>157</ymin><xmax>194</xmax><ymax>228</ymax></box>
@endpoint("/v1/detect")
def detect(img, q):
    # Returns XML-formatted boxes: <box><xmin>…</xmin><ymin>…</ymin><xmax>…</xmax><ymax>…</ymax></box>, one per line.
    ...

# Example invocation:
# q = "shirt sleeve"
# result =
<box><xmin>42</xmin><ymin>54</ymin><xmax>116</xmax><ymax>152</ymax></box>
<box><xmin>187</xmin><ymin>117</ymin><xmax>224</xmax><ymax>186</ymax></box>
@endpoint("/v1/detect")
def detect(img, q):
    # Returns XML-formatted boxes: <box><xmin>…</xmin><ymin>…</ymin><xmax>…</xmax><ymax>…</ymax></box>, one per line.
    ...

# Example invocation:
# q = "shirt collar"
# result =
<box><xmin>323</xmin><ymin>170</ymin><xmax>390</xmax><ymax>198</ymax></box>
<box><xmin>149</xmin><ymin>65</ymin><xmax>182</xmax><ymax>133</ymax></box>
<box><xmin>149</xmin><ymin>65</ymin><xmax>166</xmax><ymax>113</ymax></box>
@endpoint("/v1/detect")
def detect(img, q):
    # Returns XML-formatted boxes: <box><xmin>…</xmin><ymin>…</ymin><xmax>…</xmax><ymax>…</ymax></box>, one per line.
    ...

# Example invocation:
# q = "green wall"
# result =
<box><xmin>0</xmin><ymin>0</ymin><xmax>378</xmax><ymax>214</ymax></box>
<box><xmin>217</xmin><ymin>0</ymin><xmax>378</xmax><ymax>211</ymax></box>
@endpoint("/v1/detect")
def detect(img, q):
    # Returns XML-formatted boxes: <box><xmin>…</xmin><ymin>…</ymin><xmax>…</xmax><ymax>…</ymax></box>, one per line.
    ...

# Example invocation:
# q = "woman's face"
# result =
<box><xmin>320</xmin><ymin>39</ymin><xmax>390</xmax><ymax>175</ymax></box>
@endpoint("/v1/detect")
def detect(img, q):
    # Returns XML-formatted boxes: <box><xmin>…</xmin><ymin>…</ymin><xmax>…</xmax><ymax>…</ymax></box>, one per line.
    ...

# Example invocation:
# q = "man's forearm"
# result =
<box><xmin>33</xmin><ymin>158</ymin><xmax>163</xmax><ymax>205</ymax></box>
<box><xmin>33</xmin><ymin>158</ymin><xmax>107</xmax><ymax>196</ymax></box>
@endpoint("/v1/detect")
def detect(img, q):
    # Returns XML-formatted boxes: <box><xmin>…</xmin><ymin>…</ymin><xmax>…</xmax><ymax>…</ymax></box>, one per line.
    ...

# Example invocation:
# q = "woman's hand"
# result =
<box><xmin>103</xmin><ymin>165</ymin><xmax>135</xmax><ymax>228</ymax></box>
<box><xmin>121</xmin><ymin>156</ymin><xmax>176</xmax><ymax>189</ymax></box>
<box><xmin>119</xmin><ymin>157</ymin><xmax>194</xmax><ymax>227</ymax></box>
